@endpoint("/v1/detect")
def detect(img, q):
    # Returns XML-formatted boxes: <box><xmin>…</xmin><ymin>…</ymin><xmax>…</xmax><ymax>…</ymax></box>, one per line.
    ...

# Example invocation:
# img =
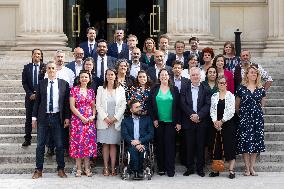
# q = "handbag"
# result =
<box><xmin>211</xmin><ymin>130</ymin><xmax>225</xmax><ymax>172</ymax></box>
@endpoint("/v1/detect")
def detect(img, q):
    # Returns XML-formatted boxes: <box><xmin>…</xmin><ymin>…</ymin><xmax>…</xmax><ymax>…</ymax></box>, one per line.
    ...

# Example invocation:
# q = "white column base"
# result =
<box><xmin>262</xmin><ymin>38</ymin><xmax>284</xmax><ymax>57</ymax></box>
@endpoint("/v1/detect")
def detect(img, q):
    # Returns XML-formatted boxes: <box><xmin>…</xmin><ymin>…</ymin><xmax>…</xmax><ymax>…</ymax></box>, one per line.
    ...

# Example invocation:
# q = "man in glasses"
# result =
<box><xmin>108</xmin><ymin>29</ymin><xmax>128</xmax><ymax>58</ymax></box>
<box><xmin>129</xmin><ymin>47</ymin><xmax>148</xmax><ymax>78</ymax></box>
<box><xmin>22</xmin><ymin>49</ymin><xmax>46</xmax><ymax>147</ymax></box>
<box><xmin>31</xmin><ymin>61</ymin><xmax>70</xmax><ymax>179</ymax></box>
<box><xmin>66</xmin><ymin>47</ymin><xmax>84</xmax><ymax>77</ymax></box>
<box><xmin>79</xmin><ymin>27</ymin><xmax>97</xmax><ymax>59</ymax></box>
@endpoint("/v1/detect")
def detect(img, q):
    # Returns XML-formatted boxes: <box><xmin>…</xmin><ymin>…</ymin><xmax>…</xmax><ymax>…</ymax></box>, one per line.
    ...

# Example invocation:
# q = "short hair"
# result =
<box><xmin>202</xmin><ymin>47</ymin><xmax>215</xmax><ymax>59</ymax></box>
<box><xmin>212</xmin><ymin>54</ymin><xmax>226</xmax><ymax>69</ymax></box>
<box><xmin>77</xmin><ymin>70</ymin><xmax>92</xmax><ymax>89</ymax></box>
<box><xmin>127</xmin><ymin>34</ymin><xmax>138</xmax><ymax>41</ymax></box>
<box><xmin>217</xmin><ymin>75</ymin><xmax>227</xmax><ymax>83</ymax></box>
<box><xmin>86</xmin><ymin>27</ymin><xmax>96</xmax><ymax>34</ymax></box>
<box><xmin>159</xmin><ymin>34</ymin><xmax>169</xmax><ymax>42</ymax></box>
<box><xmin>189</xmin><ymin>37</ymin><xmax>199</xmax><ymax>44</ymax></box>
<box><xmin>128</xmin><ymin>99</ymin><xmax>140</xmax><ymax>109</ymax></box>
<box><xmin>97</xmin><ymin>39</ymin><xmax>108</xmax><ymax>45</ymax></box>
<box><xmin>83</xmin><ymin>57</ymin><xmax>95</xmax><ymax>73</ymax></box>
<box><xmin>172</xmin><ymin>60</ymin><xmax>184</xmax><ymax>68</ymax></box>
<box><xmin>174</xmin><ymin>40</ymin><xmax>185</xmax><ymax>48</ymax></box>
<box><xmin>32</xmin><ymin>48</ymin><xmax>43</xmax><ymax>63</ymax></box>
<box><xmin>189</xmin><ymin>67</ymin><xmax>201</xmax><ymax>76</ymax></box>
<box><xmin>223</xmin><ymin>41</ymin><xmax>236</xmax><ymax>55</ymax></box>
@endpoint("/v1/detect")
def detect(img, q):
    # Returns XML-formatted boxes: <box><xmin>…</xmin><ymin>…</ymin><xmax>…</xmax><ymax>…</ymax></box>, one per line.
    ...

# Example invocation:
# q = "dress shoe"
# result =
<box><xmin>228</xmin><ymin>170</ymin><xmax>235</xmax><ymax>179</ymax></box>
<box><xmin>158</xmin><ymin>171</ymin><xmax>166</xmax><ymax>176</ymax></box>
<box><xmin>137</xmin><ymin>172</ymin><xmax>144</xmax><ymax>179</ymax></box>
<box><xmin>32</xmin><ymin>170</ymin><xmax>42</xmax><ymax>179</ymax></box>
<box><xmin>209</xmin><ymin>172</ymin><xmax>220</xmax><ymax>177</ymax></box>
<box><xmin>197</xmin><ymin>171</ymin><xmax>205</xmax><ymax>177</ymax></box>
<box><xmin>183</xmin><ymin>169</ymin><xmax>194</xmax><ymax>176</ymax></box>
<box><xmin>58</xmin><ymin>169</ymin><xmax>67</xmax><ymax>178</ymax></box>
<box><xmin>22</xmin><ymin>140</ymin><xmax>31</xmax><ymax>147</ymax></box>
<box><xmin>46</xmin><ymin>148</ymin><xmax>55</xmax><ymax>157</ymax></box>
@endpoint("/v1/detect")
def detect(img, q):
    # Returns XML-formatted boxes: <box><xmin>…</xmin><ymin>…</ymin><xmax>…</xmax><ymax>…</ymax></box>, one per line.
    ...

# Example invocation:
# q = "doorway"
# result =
<box><xmin>64</xmin><ymin>0</ymin><xmax>167</xmax><ymax>50</ymax></box>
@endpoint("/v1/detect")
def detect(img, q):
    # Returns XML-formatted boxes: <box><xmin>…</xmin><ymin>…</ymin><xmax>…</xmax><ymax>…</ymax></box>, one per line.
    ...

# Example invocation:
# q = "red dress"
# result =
<box><xmin>69</xmin><ymin>86</ymin><xmax>97</xmax><ymax>158</ymax></box>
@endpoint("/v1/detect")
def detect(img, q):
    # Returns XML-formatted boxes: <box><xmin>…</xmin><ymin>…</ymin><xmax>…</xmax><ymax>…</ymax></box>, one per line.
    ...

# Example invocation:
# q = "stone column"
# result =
<box><xmin>167</xmin><ymin>0</ymin><xmax>214</xmax><ymax>47</ymax></box>
<box><xmin>263</xmin><ymin>0</ymin><xmax>284</xmax><ymax>56</ymax></box>
<box><xmin>12</xmin><ymin>0</ymin><xmax>70</xmax><ymax>51</ymax></box>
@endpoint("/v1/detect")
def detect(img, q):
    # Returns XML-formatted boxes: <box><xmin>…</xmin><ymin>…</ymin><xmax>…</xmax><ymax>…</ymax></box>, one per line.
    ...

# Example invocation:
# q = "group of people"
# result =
<box><xmin>21</xmin><ymin>27</ymin><xmax>273</xmax><ymax>180</ymax></box>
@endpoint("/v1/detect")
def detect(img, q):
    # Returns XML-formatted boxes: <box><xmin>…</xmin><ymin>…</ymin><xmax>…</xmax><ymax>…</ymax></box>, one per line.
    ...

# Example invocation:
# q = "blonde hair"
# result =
<box><xmin>241</xmin><ymin>65</ymin><xmax>262</xmax><ymax>88</ymax></box>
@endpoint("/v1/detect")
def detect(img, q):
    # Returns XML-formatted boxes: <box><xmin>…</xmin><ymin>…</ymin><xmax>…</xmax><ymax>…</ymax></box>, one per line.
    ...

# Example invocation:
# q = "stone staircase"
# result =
<box><xmin>0</xmin><ymin>56</ymin><xmax>284</xmax><ymax>173</ymax></box>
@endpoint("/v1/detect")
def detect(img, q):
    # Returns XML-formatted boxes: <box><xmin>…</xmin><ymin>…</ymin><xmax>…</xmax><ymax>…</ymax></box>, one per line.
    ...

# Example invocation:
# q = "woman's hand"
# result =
<box><xmin>81</xmin><ymin>117</ymin><xmax>89</xmax><ymax>124</ymax></box>
<box><xmin>153</xmin><ymin>120</ymin><xmax>159</xmax><ymax>128</ymax></box>
<box><xmin>88</xmin><ymin>115</ymin><xmax>96</xmax><ymax>122</ymax></box>
<box><xmin>104</xmin><ymin>117</ymin><xmax>112</xmax><ymax>126</ymax></box>
<box><xmin>175</xmin><ymin>124</ymin><xmax>181</xmax><ymax>132</ymax></box>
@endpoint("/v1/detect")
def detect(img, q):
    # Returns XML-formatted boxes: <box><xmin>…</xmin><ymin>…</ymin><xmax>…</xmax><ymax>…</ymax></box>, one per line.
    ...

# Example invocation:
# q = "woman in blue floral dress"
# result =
<box><xmin>236</xmin><ymin>65</ymin><xmax>266</xmax><ymax>176</ymax></box>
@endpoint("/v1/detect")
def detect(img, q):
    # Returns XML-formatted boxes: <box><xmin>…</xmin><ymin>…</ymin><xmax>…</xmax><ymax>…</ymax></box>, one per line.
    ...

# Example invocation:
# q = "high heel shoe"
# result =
<box><xmin>111</xmin><ymin>168</ymin><xmax>117</xmax><ymax>176</ymax></box>
<box><xmin>75</xmin><ymin>170</ymin><xmax>82</xmax><ymax>177</ymax></box>
<box><xmin>85</xmin><ymin>169</ymin><xmax>93</xmax><ymax>177</ymax></box>
<box><xmin>103</xmin><ymin>167</ymin><xmax>110</xmax><ymax>176</ymax></box>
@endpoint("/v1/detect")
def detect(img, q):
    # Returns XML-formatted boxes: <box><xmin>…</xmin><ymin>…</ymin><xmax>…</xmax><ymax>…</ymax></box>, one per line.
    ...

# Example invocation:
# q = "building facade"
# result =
<box><xmin>0</xmin><ymin>0</ymin><xmax>283</xmax><ymax>56</ymax></box>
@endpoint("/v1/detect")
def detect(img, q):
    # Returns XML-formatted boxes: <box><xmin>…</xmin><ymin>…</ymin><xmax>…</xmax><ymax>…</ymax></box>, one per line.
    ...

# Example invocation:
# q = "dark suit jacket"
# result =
<box><xmin>148</xmin><ymin>84</ymin><xmax>181</xmax><ymax>125</ymax></box>
<box><xmin>146</xmin><ymin>65</ymin><xmax>173</xmax><ymax>84</ymax></box>
<box><xmin>121</xmin><ymin>116</ymin><xmax>154</xmax><ymax>145</ymax></box>
<box><xmin>65</xmin><ymin>61</ymin><xmax>83</xmax><ymax>76</ymax></box>
<box><xmin>107</xmin><ymin>42</ymin><xmax>128</xmax><ymax>58</ymax></box>
<box><xmin>93</xmin><ymin>55</ymin><xmax>117</xmax><ymax>81</ymax></box>
<box><xmin>165</xmin><ymin>52</ymin><xmax>175</xmax><ymax>67</ymax></box>
<box><xmin>32</xmin><ymin>78</ymin><xmax>70</xmax><ymax>124</ymax></box>
<box><xmin>22</xmin><ymin>63</ymin><xmax>46</xmax><ymax>100</ymax></box>
<box><xmin>128</xmin><ymin>61</ymin><xmax>149</xmax><ymax>73</ymax></box>
<box><xmin>79</xmin><ymin>41</ymin><xmax>97</xmax><ymax>59</ymax></box>
<box><xmin>118</xmin><ymin>49</ymin><xmax>131</xmax><ymax>61</ymax></box>
<box><xmin>167</xmin><ymin>53</ymin><xmax>189</xmax><ymax>69</ymax></box>
<box><xmin>184</xmin><ymin>50</ymin><xmax>203</xmax><ymax>65</ymax></box>
<box><xmin>180</xmin><ymin>81</ymin><xmax>211</xmax><ymax>129</ymax></box>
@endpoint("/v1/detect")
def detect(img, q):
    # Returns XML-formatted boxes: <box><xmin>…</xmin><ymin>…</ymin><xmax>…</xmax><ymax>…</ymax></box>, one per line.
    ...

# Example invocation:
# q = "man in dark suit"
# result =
<box><xmin>93</xmin><ymin>39</ymin><xmax>116</xmax><ymax>83</ymax></box>
<box><xmin>107</xmin><ymin>29</ymin><xmax>128</xmax><ymax>58</ymax></box>
<box><xmin>21</xmin><ymin>49</ymin><xmax>46</xmax><ymax>147</ymax></box>
<box><xmin>146</xmin><ymin>50</ymin><xmax>173</xmax><ymax>83</ymax></box>
<box><xmin>121</xmin><ymin>100</ymin><xmax>154</xmax><ymax>179</ymax></box>
<box><xmin>180</xmin><ymin>67</ymin><xmax>211</xmax><ymax>177</ymax></box>
<box><xmin>167</xmin><ymin>41</ymin><xmax>189</xmax><ymax>68</ymax></box>
<box><xmin>184</xmin><ymin>37</ymin><xmax>203</xmax><ymax>66</ymax></box>
<box><xmin>31</xmin><ymin>61</ymin><xmax>70</xmax><ymax>179</ymax></box>
<box><xmin>129</xmin><ymin>47</ymin><xmax>148</xmax><ymax>78</ymax></box>
<box><xmin>79</xmin><ymin>27</ymin><xmax>97</xmax><ymax>60</ymax></box>
<box><xmin>65</xmin><ymin>47</ymin><xmax>84</xmax><ymax>77</ymax></box>
<box><xmin>158</xmin><ymin>34</ymin><xmax>175</xmax><ymax>66</ymax></box>
<box><xmin>119</xmin><ymin>34</ymin><xmax>139</xmax><ymax>61</ymax></box>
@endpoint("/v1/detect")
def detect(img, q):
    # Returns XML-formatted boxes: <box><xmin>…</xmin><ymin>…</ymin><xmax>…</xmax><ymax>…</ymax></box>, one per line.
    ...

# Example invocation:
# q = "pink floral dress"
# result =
<box><xmin>69</xmin><ymin>86</ymin><xmax>97</xmax><ymax>158</ymax></box>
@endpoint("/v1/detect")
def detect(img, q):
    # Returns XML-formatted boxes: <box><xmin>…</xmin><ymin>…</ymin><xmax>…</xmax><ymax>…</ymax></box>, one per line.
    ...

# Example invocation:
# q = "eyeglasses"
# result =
<box><xmin>47</xmin><ymin>67</ymin><xmax>55</xmax><ymax>70</ymax></box>
<box><xmin>218</xmin><ymin>82</ymin><xmax>226</xmax><ymax>85</ymax></box>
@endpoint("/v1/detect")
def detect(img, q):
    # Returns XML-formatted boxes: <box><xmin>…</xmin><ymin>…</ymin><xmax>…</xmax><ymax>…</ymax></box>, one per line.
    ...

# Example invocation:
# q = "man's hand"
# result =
<box><xmin>136</xmin><ymin>144</ymin><xmax>145</xmax><ymax>152</ymax></box>
<box><xmin>190</xmin><ymin>114</ymin><xmax>200</xmax><ymax>123</ymax></box>
<box><xmin>153</xmin><ymin>120</ymin><xmax>159</xmax><ymax>128</ymax></box>
<box><xmin>29</xmin><ymin>94</ymin><xmax>36</xmax><ymax>100</ymax></box>
<box><xmin>64</xmin><ymin>119</ymin><xmax>70</xmax><ymax>128</ymax></box>
<box><xmin>32</xmin><ymin>120</ymin><xmax>37</xmax><ymax>128</ymax></box>
<box><xmin>175</xmin><ymin>124</ymin><xmax>181</xmax><ymax>132</ymax></box>
<box><xmin>131</xmin><ymin>140</ymin><xmax>140</xmax><ymax>146</ymax></box>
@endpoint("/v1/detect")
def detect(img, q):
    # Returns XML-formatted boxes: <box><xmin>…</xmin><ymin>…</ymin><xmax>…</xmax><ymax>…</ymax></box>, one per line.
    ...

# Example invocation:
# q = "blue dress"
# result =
<box><xmin>236</xmin><ymin>85</ymin><xmax>266</xmax><ymax>154</ymax></box>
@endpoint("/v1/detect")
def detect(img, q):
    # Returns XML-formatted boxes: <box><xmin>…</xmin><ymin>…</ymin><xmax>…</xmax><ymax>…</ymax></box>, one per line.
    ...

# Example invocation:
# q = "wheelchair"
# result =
<box><xmin>118</xmin><ymin>140</ymin><xmax>155</xmax><ymax>180</ymax></box>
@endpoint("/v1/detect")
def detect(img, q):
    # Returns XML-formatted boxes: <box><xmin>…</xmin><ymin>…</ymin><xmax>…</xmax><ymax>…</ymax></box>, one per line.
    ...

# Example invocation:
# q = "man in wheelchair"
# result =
<box><xmin>121</xmin><ymin>100</ymin><xmax>154</xmax><ymax>179</ymax></box>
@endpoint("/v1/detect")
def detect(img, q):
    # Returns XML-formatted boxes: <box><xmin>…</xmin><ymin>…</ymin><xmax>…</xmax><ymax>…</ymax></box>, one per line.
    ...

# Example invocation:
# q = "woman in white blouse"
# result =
<box><xmin>209</xmin><ymin>76</ymin><xmax>236</xmax><ymax>179</ymax></box>
<box><xmin>96</xmin><ymin>69</ymin><xmax>126</xmax><ymax>176</ymax></box>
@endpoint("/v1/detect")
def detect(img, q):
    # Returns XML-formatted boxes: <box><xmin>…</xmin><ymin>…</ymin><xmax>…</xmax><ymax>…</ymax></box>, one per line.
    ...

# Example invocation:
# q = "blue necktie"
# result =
<box><xmin>49</xmin><ymin>81</ymin><xmax>54</xmax><ymax>112</ymax></box>
<box><xmin>33</xmin><ymin>64</ymin><xmax>38</xmax><ymax>87</ymax></box>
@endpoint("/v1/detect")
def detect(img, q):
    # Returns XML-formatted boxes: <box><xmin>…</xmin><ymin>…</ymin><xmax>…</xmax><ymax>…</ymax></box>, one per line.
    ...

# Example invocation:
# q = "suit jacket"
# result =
<box><xmin>128</xmin><ymin>61</ymin><xmax>149</xmax><ymax>73</ymax></box>
<box><xmin>165</xmin><ymin>52</ymin><xmax>175</xmax><ymax>67</ymax></box>
<box><xmin>184</xmin><ymin>50</ymin><xmax>203</xmax><ymax>65</ymax></box>
<box><xmin>65</xmin><ymin>61</ymin><xmax>84</xmax><ymax>76</ymax></box>
<box><xmin>167</xmin><ymin>53</ymin><xmax>189</xmax><ymax>68</ymax></box>
<box><xmin>146</xmin><ymin>65</ymin><xmax>173</xmax><ymax>84</ymax></box>
<box><xmin>118</xmin><ymin>49</ymin><xmax>131</xmax><ymax>61</ymax></box>
<box><xmin>22</xmin><ymin>62</ymin><xmax>46</xmax><ymax>100</ymax></box>
<box><xmin>93</xmin><ymin>55</ymin><xmax>117</xmax><ymax>81</ymax></box>
<box><xmin>107</xmin><ymin>42</ymin><xmax>128</xmax><ymax>58</ymax></box>
<box><xmin>96</xmin><ymin>86</ymin><xmax>126</xmax><ymax>131</ymax></box>
<box><xmin>121</xmin><ymin>116</ymin><xmax>154</xmax><ymax>145</ymax></box>
<box><xmin>32</xmin><ymin>78</ymin><xmax>70</xmax><ymax>124</ymax></box>
<box><xmin>180</xmin><ymin>81</ymin><xmax>211</xmax><ymax>129</ymax></box>
<box><xmin>79</xmin><ymin>41</ymin><xmax>97</xmax><ymax>59</ymax></box>
<box><xmin>148</xmin><ymin>84</ymin><xmax>181</xmax><ymax>125</ymax></box>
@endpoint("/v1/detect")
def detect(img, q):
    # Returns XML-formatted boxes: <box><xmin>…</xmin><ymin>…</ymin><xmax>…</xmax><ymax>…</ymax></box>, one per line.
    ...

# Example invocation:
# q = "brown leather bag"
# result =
<box><xmin>211</xmin><ymin>131</ymin><xmax>225</xmax><ymax>172</ymax></box>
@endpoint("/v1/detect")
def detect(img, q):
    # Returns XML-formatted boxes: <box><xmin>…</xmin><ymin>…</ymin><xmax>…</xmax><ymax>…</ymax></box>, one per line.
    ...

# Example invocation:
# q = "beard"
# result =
<box><xmin>132</xmin><ymin>111</ymin><xmax>142</xmax><ymax>116</ymax></box>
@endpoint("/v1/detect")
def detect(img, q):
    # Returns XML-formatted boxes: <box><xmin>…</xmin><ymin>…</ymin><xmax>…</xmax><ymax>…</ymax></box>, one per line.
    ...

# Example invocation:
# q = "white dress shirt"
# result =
<box><xmin>176</xmin><ymin>55</ymin><xmax>184</xmax><ymax>63</ymax></box>
<box><xmin>75</xmin><ymin>61</ymin><xmax>83</xmax><ymax>76</ymax></box>
<box><xmin>130</xmin><ymin>62</ymin><xmax>141</xmax><ymax>78</ymax></box>
<box><xmin>32</xmin><ymin>63</ymin><xmax>40</xmax><ymax>85</ymax></box>
<box><xmin>117</xmin><ymin>42</ymin><xmax>123</xmax><ymax>53</ymax></box>
<box><xmin>88</xmin><ymin>41</ymin><xmax>96</xmax><ymax>54</ymax></box>
<box><xmin>191</xmin><ymin>83</ymin><xmax>200</xmax><ymax>113</ymax></box>
<box><xmin>128</xmin><ymin>50</ymin><xmax>132</xmax><ymax>60</ymax></box>
<box><xmin>133</xmin><ymin>115</ymin><xmax>140</xmax><ymax>140</ymax></box>
<box><xmin>44</xmin><ymin>66</ymin><xmax>75</xmax><ymax>87</ymax></box>
<box><xmin>97</xmin><ymin>55</ymin><xmax>108</xmax><ymax>78</ymax></box>
<box><xmin>47</xmin><ymin>78</ymin><xmax>59</xmax><ymax>113</ymax></box>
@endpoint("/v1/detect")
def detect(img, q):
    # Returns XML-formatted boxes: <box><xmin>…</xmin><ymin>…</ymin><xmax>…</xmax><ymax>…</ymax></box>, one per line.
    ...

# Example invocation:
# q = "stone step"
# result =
<box><xmin>0</xmin><ymin>101</ymin><xmax>25</xmax><ymax>108</ymax></box>
<box><xmin>0</xmin><ymin>134</ymin><xmax>36</xmax><ymax>143</ymax></box>
<box><xmin>265</xmin><ymin>123</ymin><xmax>284</xmax><ymax>132</ymax></box>
<box><xmin>268</xmin><ymin>86</ymin><xmax>284</xmax><ymax>92</ymax></box>
<box><xmin>263</xmin><ymin>107</ymin><xmax>284</xmax><ymax>115</ymax></box>
<box><xmin>0</xmin><ymin>74</ymin><xmax>21</xmax><ymax>80</ymax></box>
<box><xmin>264</xmin><ymin>115</ymin><xmax>284</xmax><ymax>123</ymax></box>
<box><xmin>265</xmin><ymin>141</ymin><xmax>284</xmax><ymax>151</ymax></box>
<box><xmin>0</xmin><ymin>116</ymin><xmax>25</xmax><ymax>125</ymax></box>
<box><xmin>266</xmin><ymin>92</ymin><xmax>284</xmax><ymax>99</ymax></box>
<box><xmin>0</xmin><ymin>93</ymin><xmax>25</xmax><ymax>101</ymax></box>
<box><xmin>265</xmin><ymin>132</ymin><xmax>284</xmax><ymax>141</ymax></box>
<box><xmin>0</xmin><ymin>87</ymin><xmax>24</xmax><ymax>93</ymax></box>
<box><xmin>0</xmin><ymin>108</ymin><xmax>25</xmax><ymax>116</ymax></box>
<box><xmin>0</xmin><ymin>124</ymin><xmax>36</xmax><ymax>134</ymax></box>
<box><xmin>266</xmin><ymin>99</ymin><xmax>284</xmax><ymax>107</ymax></box>
<box><xmin>0</xmin><ymin>143</ymin><xmax>37</xmax><ymax>154</ymax></box>
<box><xmin>0</xmin><ymin>80</ymin><xmax>22</xmax><ymax>87</ymax></box>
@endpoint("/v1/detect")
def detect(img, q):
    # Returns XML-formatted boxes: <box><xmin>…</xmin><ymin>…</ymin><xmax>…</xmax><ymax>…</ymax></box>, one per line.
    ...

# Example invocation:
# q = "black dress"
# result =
<box><xmin>212</xmin><ymin>99</ymin><xmax>236</xmax><ymax>161</ymax></box>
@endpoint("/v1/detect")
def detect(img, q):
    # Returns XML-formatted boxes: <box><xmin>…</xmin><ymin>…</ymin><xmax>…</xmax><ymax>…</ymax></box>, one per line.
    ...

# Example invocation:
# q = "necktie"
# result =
<box><xmin>33</xmin><ymin>64</ymin><xmax>38</xmax><ymax>87</ymax></box>
<box><xmin>49</xmin><ymin>81</ymin><xmax>54</xmax><ymax>112</ymax></box>
<box><xmin>101</xmin><ymin>57</ymin><xmax>104</xmax><ymax>79</ymax></box>
<box><xmin>89</xmin><ymin>44</ymin><xmax>93</xmax><ymax>54</ymax></box>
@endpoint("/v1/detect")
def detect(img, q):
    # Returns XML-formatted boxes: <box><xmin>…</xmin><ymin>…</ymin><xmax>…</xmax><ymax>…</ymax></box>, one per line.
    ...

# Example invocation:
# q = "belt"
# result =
<box><xmin>46</xmin><ymin>112</ymin><xmax>60</xmax><ymax>116</ymax></box>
